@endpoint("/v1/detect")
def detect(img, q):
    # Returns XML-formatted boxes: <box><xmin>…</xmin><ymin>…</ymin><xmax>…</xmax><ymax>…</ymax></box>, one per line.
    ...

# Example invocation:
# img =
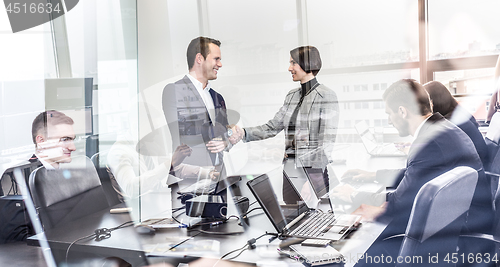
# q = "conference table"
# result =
<box><xmin>27</xmin><ymin>143</ymin><xmax>407</xmax><ymax>266</ymax></box>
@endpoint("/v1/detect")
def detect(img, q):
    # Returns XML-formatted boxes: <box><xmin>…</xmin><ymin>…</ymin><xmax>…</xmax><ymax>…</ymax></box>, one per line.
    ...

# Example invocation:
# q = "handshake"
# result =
<box><xmin>206</xmin><ymin>124</ymin><xmax>245</xmax><ymax>154</ymax></box>
<box><xmin>228</xmin><ymin>124</ymin><xmax>245</xmax><ymax>145</ymax></box>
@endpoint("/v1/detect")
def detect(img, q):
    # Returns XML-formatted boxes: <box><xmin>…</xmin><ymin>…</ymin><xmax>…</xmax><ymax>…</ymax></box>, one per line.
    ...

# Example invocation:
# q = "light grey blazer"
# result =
<box><xmin>244</xmin><ymin>84</ymin><xmax>339</xmax><ymax>166</ymax></box>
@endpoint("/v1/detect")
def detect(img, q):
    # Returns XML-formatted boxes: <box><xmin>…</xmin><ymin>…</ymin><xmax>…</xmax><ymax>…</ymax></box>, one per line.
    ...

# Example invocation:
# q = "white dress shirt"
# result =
<box><xmin>186</xmin><ymin>74</ymin><xmax>216</xmax><ymax>124</ymax></box>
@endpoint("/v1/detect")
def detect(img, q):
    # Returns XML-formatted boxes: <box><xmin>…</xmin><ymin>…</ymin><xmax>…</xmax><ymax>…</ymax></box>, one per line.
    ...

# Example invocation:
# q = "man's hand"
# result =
<box><xmin>206</xmin><ymin>137</ymin><xmax>227</xmax><ymax>153</ymax></box>
<box><xmin>209</xmin><ymin>170</ymin><xmax>220</xmax><ymax>181</ymax></box>
<box><xmin>395</xmin><ymin>142</ymin><xmax>411</xmax><ymax>155</ymax></box>
<box><xmin>352</xmin><ymin>203</ymin><xmax>386</xmax><ymax>222</ymax></box>
<box><xmin>228</xmin><ymin>124</ymin><xmax>244</xmax><ymax>145</ymax></box>
<box><xmin>170</xmin><ymin>144</ymin><xmax>192</xmax><ymax>167</ymax></box>
<box><xmin>330</xmin><ymin>184</ymin><xmax>356</xmax><ymax>203</ymax></box>
<box><xmin>341</xmin><ymin>169</ymin><xmax>376</xmax><ymax>182</ymax></box>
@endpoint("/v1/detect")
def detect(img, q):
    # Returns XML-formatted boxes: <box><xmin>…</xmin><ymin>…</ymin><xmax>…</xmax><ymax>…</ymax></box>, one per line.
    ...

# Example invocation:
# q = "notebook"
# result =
<box><xmin>247</xmin><ymin>172</ymin><xmax>359</xmax><ymax>241</ymax></box>
<box><xmin>296</xmin><ymin>146</ymin><xmax>384</xmax><ymax>201</ymax></box>
<box><xmin>355</xmin><ymin>121</ymin><xmax>406</xmax><ymax>157</ymax></box>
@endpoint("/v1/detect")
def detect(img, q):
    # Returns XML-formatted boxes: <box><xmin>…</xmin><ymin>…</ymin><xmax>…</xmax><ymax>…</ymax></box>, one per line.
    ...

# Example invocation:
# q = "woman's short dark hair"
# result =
<box><xmin>290</xmin><ymin>46</ymin><xmax>322</xmax><ymax>76</ymax></box>
<box><xmin>423</xmin><ymin>81</ymin><xmax>458</xmax><ymax>119</ymax></box>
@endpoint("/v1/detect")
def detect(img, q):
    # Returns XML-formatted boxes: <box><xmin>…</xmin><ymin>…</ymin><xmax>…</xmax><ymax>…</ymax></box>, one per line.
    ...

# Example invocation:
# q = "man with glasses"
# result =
<box><xmin>31</xmin><ymin>110</ymin><xmax>76</xmax><ymax>169</ymax></box>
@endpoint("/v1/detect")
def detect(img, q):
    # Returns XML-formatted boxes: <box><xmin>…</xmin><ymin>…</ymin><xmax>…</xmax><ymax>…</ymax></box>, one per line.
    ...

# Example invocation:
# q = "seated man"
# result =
<box><xmin>342</xmin><ymin>79</ymin><xmax>492</xmax><ymax>264</ymax></box>
<box><xmin>30</xmin><ymin>110</ymin><xmax>76</xmax><ymax>169</ymax></box>
<box><xmin>0</xmin><ymin>110</ymin><xmax>76</xmax><ymax>243</ymax></box>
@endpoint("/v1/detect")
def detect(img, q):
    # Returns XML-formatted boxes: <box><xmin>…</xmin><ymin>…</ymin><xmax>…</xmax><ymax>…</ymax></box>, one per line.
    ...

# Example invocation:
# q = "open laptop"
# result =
<box><xmin>299</xmin><ymin>166</ymin><xmax>384</xmax><ymax>201</ymax></box>
<box><xmin>355</xmin><ymin>121</ymin><xmax>406</xmax><ymax>157</ymax></box>
<box><xmin>247</xmin><ymin>172</ymin><xmax>360</xmax><ymax>241</ymax></box>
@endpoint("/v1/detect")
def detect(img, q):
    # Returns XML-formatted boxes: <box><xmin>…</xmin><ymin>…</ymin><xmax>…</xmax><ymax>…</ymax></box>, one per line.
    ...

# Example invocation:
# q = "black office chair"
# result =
<box><xmin>458</xmin><ymin>176</ymin><xmax>500</xmax><ymax>267</ymax></box>
<box><xmin>485</xmin><ymin>113</ymin><xmax>500</xmax><ymax>196</ymax></box>
<box><xmin>90</xmin><ymin>151</ymin><xmax>125</xmax><ymax>206</ymax></box>
<box><xmin>392</xmin><ymin>166</ymin><xmax>478</xmax><ymax>267</ymax></box>
<box><xmin>28</xmin><ymin>162</ymin><xmax>110</xmax><ymax>230</ymax></box>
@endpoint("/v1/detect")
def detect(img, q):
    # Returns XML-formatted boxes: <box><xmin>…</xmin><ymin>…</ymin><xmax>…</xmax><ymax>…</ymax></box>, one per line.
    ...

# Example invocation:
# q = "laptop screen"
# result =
<box><xmin>355</xmin><ymin>120</ymin><xmax>377</xmax><ymax>153</ymax></box>
<box><xmin>246</xmin><ymin>174</ymin><xmax>288</xmax><ymax>232</ymax></box>
<box><xmin>282</xmin><ymin>171</ymin><xmax>309</xmax><ymax>215</ymax></box>
<box><xmin>303</xmin><ymin>167</ymin><xmax>329</xmax><ymax>198</ymax></box>
<box><xmin>298</xmin><ymin>146</ymin><xmax>331</xmax><ymax>199</ymax></box>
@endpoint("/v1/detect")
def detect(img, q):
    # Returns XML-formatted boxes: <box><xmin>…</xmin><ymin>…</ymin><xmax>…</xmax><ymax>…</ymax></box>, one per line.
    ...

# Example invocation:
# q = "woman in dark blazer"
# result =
<box><xmin>424</xmin><ymin>81</ymin><xmax>488</xmax><ymax>166</ymax></box>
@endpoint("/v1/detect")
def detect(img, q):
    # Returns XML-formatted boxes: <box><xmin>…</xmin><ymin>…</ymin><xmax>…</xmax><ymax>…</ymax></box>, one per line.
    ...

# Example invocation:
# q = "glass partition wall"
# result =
<box><xmin>1</xmin><ymin>0</ymin><xmax>500</xmax><ymax>223</ymax></box>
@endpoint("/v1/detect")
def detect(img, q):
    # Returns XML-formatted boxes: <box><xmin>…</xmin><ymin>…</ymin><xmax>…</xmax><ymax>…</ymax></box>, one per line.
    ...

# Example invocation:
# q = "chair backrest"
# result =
<box><xmin>28</xmin><ymin>159</ymin><xmax>109</xmax><ymax>230</ymax></box>
<box><xmin>485</xmin><ymin>112</ymin><xmax>500</xmax><ymax>199</ymax></box>
<box><xmin>90</xmin><ymin>151</ymin><xmax>125</xmax><ymax>206</ymax></box>
<box><xmin>397</xmin><ymin>166</ymin><xmax>478</xmax><ymax>266</ymax></box>
<box><xmin>487</xmin><ymin>112</ymin><xmax>500</xmax><ymax>144</ymax></box>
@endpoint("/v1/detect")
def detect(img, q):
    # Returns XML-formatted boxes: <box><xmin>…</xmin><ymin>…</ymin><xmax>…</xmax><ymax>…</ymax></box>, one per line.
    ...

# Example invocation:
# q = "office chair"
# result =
<box><xmin>457</xmin><ymin>177</ymin><xmax>500</xmax><ymax>267</ymax></box>
<box><xmin>90</xmin><ymin>151</ymin><xmax>124</xmax><ymax>206</ymax></box>
<box><xmin>28</xmin><ymin>162</ymin><xmax>110</xmax><ymax>230</ymax></box>
<box><xmin>485</xmin><ymin>112</ymin><xmax>500</xmax><ymax>199</ymax></box>
<box><xmin>393</xmin><ymin>166</ymin><xmax>478</xmax><ymax>267</ymax></box>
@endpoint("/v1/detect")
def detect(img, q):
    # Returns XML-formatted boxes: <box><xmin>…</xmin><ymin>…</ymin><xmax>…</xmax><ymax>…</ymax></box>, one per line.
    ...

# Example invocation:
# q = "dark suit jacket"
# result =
<box><xmin>162</xmin><ymin>75</ymin><xmax>229</xmax><ymax>168</ymax></box>
<box><xmin>455</xmin><ymin>113</ymin><xmax>489</xmax><ymax>168</ymax></box>
<box><xmin>377</xmin><ymin>113</ymin><xmax>492</xmax><ymax>239</ymax></box>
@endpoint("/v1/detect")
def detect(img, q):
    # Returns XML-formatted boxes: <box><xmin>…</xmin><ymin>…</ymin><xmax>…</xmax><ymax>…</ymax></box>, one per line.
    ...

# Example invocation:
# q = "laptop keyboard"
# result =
<box><xmin>178</xmin><ymin>179</ymin><xmax>216</xmax><ymax>195</ymax></box>
<box><xmin>289</xmin><ymin>212</ymin><xmax>337</xmax><ymax>238</ymax></box>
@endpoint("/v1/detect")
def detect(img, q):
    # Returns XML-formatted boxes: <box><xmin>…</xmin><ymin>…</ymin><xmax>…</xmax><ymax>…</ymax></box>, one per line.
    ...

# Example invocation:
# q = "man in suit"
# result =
<box><xmin>162</xmin><ymin>37</ymin><xmax>230</xmax><ymax>177</ymax></box>
<box><xmin>30</xmin><ymin>110</ymin><xmax>76</xmax><ymax>169</ymax></box>
<box><xmin>345</xmin><ymin>79</ymin><xmax>492</xmax><ymax>265</ymax></box>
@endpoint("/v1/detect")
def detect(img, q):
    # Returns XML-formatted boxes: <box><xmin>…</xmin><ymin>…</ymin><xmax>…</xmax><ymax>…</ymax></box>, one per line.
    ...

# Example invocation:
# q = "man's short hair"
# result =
<box><xmin>383</xmin><ymin>79</ymin><xmax>433</xmax><ymax>116</ymax></box>
<box><xmin>186</xmin><ymin>37</ymin><xmax>221</xmax><ymax>70</ymax></box>
<box><xmin>290</xmin><ymin>46</ymin><xmax>322</xmax><ymax>76</ymax></box>
<box><xmin>32</xmin><ymin>110</ymin><xmax>74</xmax><ymax>144</ymax></box>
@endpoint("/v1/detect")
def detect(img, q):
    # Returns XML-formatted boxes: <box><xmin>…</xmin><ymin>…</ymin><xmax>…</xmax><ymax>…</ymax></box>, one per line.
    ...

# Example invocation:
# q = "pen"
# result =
<box><xmin>169</xmin><ymin>232</ymin><xmax>201</xmax><ymax>251</ymax></box>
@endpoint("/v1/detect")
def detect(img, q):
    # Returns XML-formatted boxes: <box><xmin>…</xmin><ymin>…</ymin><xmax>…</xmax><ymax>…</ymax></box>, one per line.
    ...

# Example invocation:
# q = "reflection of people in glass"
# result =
<box><xmin>424</xmin><ymin>81</ymin><xmax>488</xmax><ymax>166</ymax></box>
<box><xmin>31</xmin><ymin>110</ymin><xmax>76</xmax><ymax>169</ymax></box>
<box><xmin>107</xmin><ymin>108</ymin><xmax>218</xmax><ymax>198</ymax></box>
<box><xmin>230</xmin><ymin>46</ymin><xmax>339</xmax><ymax>166</ymax></box>
<box><xmin>162</xmin><ymin>37</ymin><xmax>231</xmax><ymax>175</ymax></box>
<box><xmin>107</xmin><ymin>139</ymin><xmax>215</xmax><ymax>197</ymax></box>
<box><xmin>341</xmin><ymin>79</ymin><xmax>491</xmax><ymax>263</ymax></box>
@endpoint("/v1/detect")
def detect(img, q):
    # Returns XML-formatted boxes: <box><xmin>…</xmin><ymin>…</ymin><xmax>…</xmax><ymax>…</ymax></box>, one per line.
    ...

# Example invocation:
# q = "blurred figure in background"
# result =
<box><xmin>424</xmin><ymin>80</ymin><xmax>488</xmax><ymax>166</ymax></box>
<box><xmin>486</xmin><ymin>55</ymin><xmax>500</xmax><ymax>123</ymax></box>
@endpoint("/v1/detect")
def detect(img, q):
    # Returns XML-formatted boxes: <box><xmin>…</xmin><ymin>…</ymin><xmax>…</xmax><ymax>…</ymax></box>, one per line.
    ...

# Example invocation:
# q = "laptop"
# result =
<box><xmin>300</xmin><ymin>166</ymin><xmax>384</xmax><ymax>201</ymax></box>
<box><xmin>354</xmin><ymin>121</ymin><xmax>406</xmax><ymax>157</ymax></box>
<box><xmin>247</xmin><ymin>172</ymin><xmax>360</xmax><ymax>241</ymax></box>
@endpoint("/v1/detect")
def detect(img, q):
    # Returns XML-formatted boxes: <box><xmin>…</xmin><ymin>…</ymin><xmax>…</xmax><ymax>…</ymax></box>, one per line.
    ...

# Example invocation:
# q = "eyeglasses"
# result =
<box><xmin>58</xmin><ymin>136</ymin><xmax>76</xmax><ymax>143</ymax></box>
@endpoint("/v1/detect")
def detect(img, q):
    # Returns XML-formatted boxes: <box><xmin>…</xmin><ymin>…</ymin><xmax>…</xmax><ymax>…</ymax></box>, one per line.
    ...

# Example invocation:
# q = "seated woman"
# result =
<box><xmin>424</xmin><ymin>81</ymin><xmax>488</xmax><ymax>166</ymax></box>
